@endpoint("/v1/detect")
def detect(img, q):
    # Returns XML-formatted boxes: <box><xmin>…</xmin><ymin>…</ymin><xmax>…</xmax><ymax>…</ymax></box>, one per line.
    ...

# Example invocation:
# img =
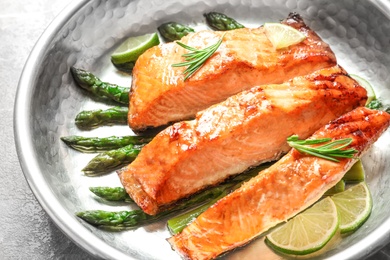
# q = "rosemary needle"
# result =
<box><xmin>287</xmin><ymin>135</ymin><xmax>358</xmax><ymax>162</ymax></box>
<box><xmin>172</xmin><ymin>34</ymin><xmax>225</xmax><ymax>80</ymax></box>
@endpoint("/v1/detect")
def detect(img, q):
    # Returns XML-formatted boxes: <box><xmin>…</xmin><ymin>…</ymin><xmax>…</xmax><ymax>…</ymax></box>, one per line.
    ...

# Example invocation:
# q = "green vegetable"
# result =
<box><xmin>75</xmin><ymin>106</ymin><xmax>128</xmax><ymax>129</ymax></box>
<box><xmin>158</xmin><ymin>22</ymin><xmax>195</xmax><ymax>42</ymax></box>
<box><xmin>366</xmin><ymin>99</ymin><xmax>383</xmax><ymax>110</ymax></box>
<box><xmin>89</xmin><ymin>187</ymin><xmax>132</xmax><ymax>202</ymax></box>
<box><xmin>172</xmin><ymin>34</ymin><xmax>225</xmax><ymax>80</ymax></box>
<box><xmin>82</xmin><ymin>144</ymin><xmax>141</xmax><ymax>176</ymax></box>
<box><xmin>204</xmin><ymin>12</ymin><xmax>245</xmax><ymax>31</ymax></box>
<box><xmin>79</xmin><ymin>163</ymin><xmax>273</xmax><ymax>230</ymax></box>
<box><xmin>60</xmin><ymin>135</ymin><xmax>152</xmax><ymax>153</ymax></box>
<box><xmin>287</xmin><ymin>135</ymin><xmax>358</xmax><ymax>162</ymax></box>
<box><xmin>167</xmin><ymin>193</ymin><xmax>225</xmax><ymax>235</ymax></box>
<box><xmin>76</xmin><ymin>210</ymin><xmax>156</xmax><ymax>231</ymax></box>
<box><xmin>77</xmin><ymin>184</ymin><xmax>230</xmax><ymax>230</ymax></box>
<box><xmin>166</xmin><ymin>163</ymin><xmax>274</xmax><ymax>234</ymax></box>
<box><xmin>70</xmin><ymin>67</ymin><xmax>129</xmax><ymax>105</ymax></box>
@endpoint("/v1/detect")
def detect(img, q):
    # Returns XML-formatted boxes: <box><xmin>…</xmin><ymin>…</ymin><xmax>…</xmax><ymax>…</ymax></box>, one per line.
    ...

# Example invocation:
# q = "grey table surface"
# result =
<box><xmin>1</xmin><ymin>0</ymin><xmax>390</xmax><ymax>259</ymax></box>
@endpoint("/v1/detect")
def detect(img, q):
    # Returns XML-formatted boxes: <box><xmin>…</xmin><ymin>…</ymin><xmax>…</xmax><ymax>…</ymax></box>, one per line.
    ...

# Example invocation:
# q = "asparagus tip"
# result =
<box><xmin>75</xmin><ymin>211</ymin><xmax>85</xmax><ymax>217</ymax></box>
<box><xmin>60</xmin><ymin>136</ymin><xmax>72</xmax><ymax>144</ymax></box>
<box><xmin>70</xmin><ymin>66</ymin><xmax>80</xmax><ymax>78</ymax></box>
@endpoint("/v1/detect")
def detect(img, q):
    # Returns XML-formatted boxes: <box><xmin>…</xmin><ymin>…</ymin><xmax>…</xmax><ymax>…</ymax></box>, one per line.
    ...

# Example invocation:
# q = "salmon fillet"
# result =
<box><xmin>168</xmin><ymin>107</ymin><xmax>390</xmax><ymax>260</ymax></box>
<box><xmin>129</xmin><ymin>13</ymin><xmax>337</xmax><ymax>130</ymax></box>
<box><xmin>118</xmin><ymin>65</ymin><xmax>367</xmax><ymax>215</ymax></box>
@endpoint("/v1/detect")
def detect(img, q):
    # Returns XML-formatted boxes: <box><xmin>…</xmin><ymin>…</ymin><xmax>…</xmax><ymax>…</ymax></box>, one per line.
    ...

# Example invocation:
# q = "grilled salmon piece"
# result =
<box><xmin>129</xmin><ymin>13</ymin><xmax>337</xmax><ymax>130</ymax></box>
<box><xmin>118</xmin><ymin>65</ymin><xmax>367</xmax><ymax>215</ymax></box>
<box><xmin>168</xmin><ymin>107</ymin><xmax>390</xmax><ymax>260</ymax></box>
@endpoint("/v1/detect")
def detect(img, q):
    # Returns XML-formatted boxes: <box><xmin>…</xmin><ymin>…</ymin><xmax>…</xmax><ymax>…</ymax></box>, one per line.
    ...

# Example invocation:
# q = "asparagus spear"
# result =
<box><xmin>71</xmin><ymin>67</ymin><xmax>130</xmax><ymax>105</ymax></box>
<box><xmin>76</xmin><ymin>210</ymin><xmax>153</xmax><ymax>231</ymax></box>
<box><xmin>166</xmin><ymin>163</ymin><xmax>274</xmax><ymax>234</ymax></box>
<box><xmin>158</xmin><ymin>22</ymin><xmax>195</xmax><ymax>42</ymax></box>
<box><xmin>79</xmin><ymin>163</ymin><xmax>274</xmax><ymax>229</ymax></box>
<box><xmin>167</xmin><ymin>192</ymin><xmax>225</xmax><ymax>235</ymax></box>
<box><xmin>82</xmin><ymin>144</ymin><xmax>141</xmax><ymax>176</ymax></box>
<box><xmin>166</xmin><ymin>174</ymin><xmax>250</xmax><ymax>235</ymax></box>
<box><xmin>75</xmin><ymin>106</ymin><xmax>128</xmax><ymax>129</ymax></box>
<box><xmin>77</xmin><ymin>184</ymin><xmax>230</xmax><ymax>230</ymax></box>
<box><xmin>204</xmin><ymin>12</ymin><xmax>245</xmax><ymax>31</ymax></box>
<box><xmin>89</xmin><ymin>187</ymin><xmax>133</xmax><ymax>202</ymax></box>
<box><xmin>61</xmin><ymin>135</ymin><xmax>152</xmax><ymax>153</ymax></box>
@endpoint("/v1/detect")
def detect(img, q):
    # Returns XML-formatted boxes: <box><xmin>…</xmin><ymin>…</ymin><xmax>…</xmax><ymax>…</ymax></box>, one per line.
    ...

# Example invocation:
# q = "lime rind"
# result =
<box><xmin>350</xmin><ymin>74</ymin><xmax>376</xmax><ymax>106</ymax></box>
<box><xmin>111</xmin><ymin>32</ymin><xmax>160</xmax><ymax>65</ymax></box>
<box><xmin>331</xmin><ymin>182</ymin><xmax>372</xmax><ymax>234</ymax></box>
<box><xmin>111</xmin><ymin>61</ymin><xmax>136</xmax><ymax>73</ymax></box>
<box><xmin>264</xmin><ymin>23</ymin><xmax>306</xmax><ymax>49</ymax></box>
<box><xmin>265</xmin><ymin>197</ymin><xmax>339</xmax><ymax>255</ymax></box>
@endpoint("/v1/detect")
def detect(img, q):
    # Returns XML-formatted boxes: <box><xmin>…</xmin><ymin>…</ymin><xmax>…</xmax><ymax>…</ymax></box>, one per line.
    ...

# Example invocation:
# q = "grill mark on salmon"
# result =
<box><xmin>168</xmin><ymin>107</ymin><xmax>390</xmax><ymax>260</ymax></box>
<box><xmin>118</xmin><ymin>65</ymin><xmax>367</xmax><ymax>215</ymax></box>
<box><xmin>129</xmin><ymin>13</ymin><xmax>337</xmax><ymax>130</ymax></box>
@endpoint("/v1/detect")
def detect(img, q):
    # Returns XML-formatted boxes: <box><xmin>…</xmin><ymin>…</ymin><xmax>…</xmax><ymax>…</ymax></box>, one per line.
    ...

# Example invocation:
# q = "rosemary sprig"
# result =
<box><xmin>287</xmin><ymin>135</ymin><xmax>358</xmax><ymax>162</ymax></box>
<box><xmin>172</xmin><ymin>34</ymin><xmax>225</xmax><ymax>80</ymax></box>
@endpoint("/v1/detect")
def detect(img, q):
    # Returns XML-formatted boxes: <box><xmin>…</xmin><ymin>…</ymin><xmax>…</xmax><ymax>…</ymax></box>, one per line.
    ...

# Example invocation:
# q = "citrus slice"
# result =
<box><xmin>111</xmin><ymin>32</ymin><xmax>160</xmax><ymax>72</ymax></box>
<box><xmin>343</xmin><ymin>160</ymin><xmax>365</xmax><ymax>182</ymax></box>
<box><xmin>324</xmin><ymin>180</ymin><xmax>345</xmax><ymax>196</ymax></box>
<box><xmin>264</xmin><ymin>23</ymin><xmax>306</xmax><ymax>49</ymax></box>
<box><xmin>265</xmin><ymin>197</ymin><xmax>339</xmax><ymax>255</ymax></box>
<box><xmin>350</xmin><ymin>74</ymin><xmax>376</xmax><ymax>106</ymax></box>
<box><xmin>331</xmin><ymin>182</ymin><xmax>372</xmax><ymax>234</ymax></box>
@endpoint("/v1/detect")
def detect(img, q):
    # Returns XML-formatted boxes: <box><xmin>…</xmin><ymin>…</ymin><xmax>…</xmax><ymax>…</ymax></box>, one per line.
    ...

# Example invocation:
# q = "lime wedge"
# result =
<box><xmin>264</xmin><ymin>23</ymin><xmax>306</xmax><ymax>49</ymax></box>
<box><xmin>111</xmin><ymin>32</ymin><xmax>160</xmax><ymax>72</ymax></box>
<box><xmin>324</xmin><ymin>180</ymin><xmax>345</xmax><ymax>196</ymax></box>
<box><xmin>331</xmin><ymin>182</ymin><xmax>372</xmax><ymax>234</ymax></box>
<box><xmin>343</xmin><ymin>160</ymin><xmax>365</xmax><ymax>182</ymax></box>
<box><xmin>350</xmin><ymin>74</ymin><xmax>376</xmax><ymax>106</ymax></box>
<box><xmin>265</xmin><ymin>197</ymin><xmax>339</xmax><ymax>255</ymax></box>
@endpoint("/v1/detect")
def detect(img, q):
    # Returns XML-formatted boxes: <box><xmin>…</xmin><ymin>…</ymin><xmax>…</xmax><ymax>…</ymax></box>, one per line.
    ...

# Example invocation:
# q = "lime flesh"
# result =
<box><xmin>343</xmin><ymin>160</ymin><xmax>365</xmax><ymax>182</ymax></box>
<box><xmin>324</xmin><ymin>180</ymin><xmax>345</xmax><ymax>196</ymax></box>
<box><xmin>331</xmin><ymin>182</ymin><xmax>372</xmax><ymax>234</ymax></box>
<box><xmin>111</xmin><ymin>32</ymin><xmax>160</xmax><ymax>68</ymax></box>
<box><xmin>265</xmin><ymin>197</ymin><xmax>339</xmax><ymax>255</ymax></box>
<box><xmin>264</xmin><ymin>23</ymin><xmax>306</xmax><ymax>49</ymax></box>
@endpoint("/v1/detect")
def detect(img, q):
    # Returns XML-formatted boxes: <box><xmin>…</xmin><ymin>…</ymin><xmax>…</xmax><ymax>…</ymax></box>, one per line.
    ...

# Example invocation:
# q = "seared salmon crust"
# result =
<box><xmin>168</xmin><ymin>107</ymin><xmax>390</xmax><ymax>260</ymax></box>
<box><xmin>129</xmin><ymin>13</ymin><xmax>337</xmax><ymax>130</ymax></box>
<box><xmin>118</xmin><ymin>65</ymin><xmax>367</xmax><ymax>215</ymax></box>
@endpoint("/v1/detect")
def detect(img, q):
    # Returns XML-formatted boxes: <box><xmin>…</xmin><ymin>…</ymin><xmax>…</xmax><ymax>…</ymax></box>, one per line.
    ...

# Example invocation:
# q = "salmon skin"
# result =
<box><xmin>129</xmin><ymin>13</ymin><xmax>337</xmax><ymax>131</ymax></box>
<box><xmin>168</xmin><ymin>107</ymin><xmax>390</xmax><ymax>260</ymax></box>
<box><xmin>118</xmin><ymin>65</ymin><xmax>367</xmax><ymax>215</ymax></box>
